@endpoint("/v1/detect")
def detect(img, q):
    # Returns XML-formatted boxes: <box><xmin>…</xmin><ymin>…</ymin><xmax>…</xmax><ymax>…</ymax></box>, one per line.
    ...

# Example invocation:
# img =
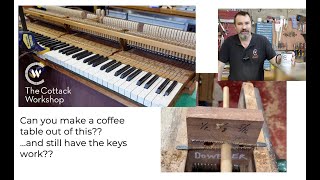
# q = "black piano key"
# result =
<box><xmin>156</xmin><ymin>78</ymin><xmax>170</xmax><ymax>94</ymax></box>
<box><xmin>100</xmin><ymin>60</ymin><xmax>116</xmax><ymax>70</ymax></box>
<box><xmin>72</xmin><ymin>50</ymin><xmax>88</xmax><ymax>58</ymax></box>
<box><xmin>65</xmin><ymin>48</ymin><xmax>82</xmax><ymax>55</ymax></box>
<box><xmin>92</xmin><ymin>58</ymin><xmax>108</xmax><ymax>67</ymax></box>
<box><xmin>60</xmin><ymin>46</ymin><xmax>77</xmax><ymax>54</ymax></box>
<box><xmin>36</xmin><ymin>36</ymin><xmax>50</xmax><ymax>42</ymax></box>
<box><xmin>39</xmin><ymin>38</ymin><xmax>54</xmax><ymax>45</ymax></box>
<box><xmin>59</xmin><ymin>46</ymin><xmax>74</xmax><ymax>53</ymax></box>
<box><xmin>42</xmin><ymin>39</ymin><xmax>57</xmax><ymax>44</ymax></box>
<box><xmin>33</xmin><ymin>34</ymin><xmax>43</xmax><ymax>38</ymax></box>
<box><xmin>47</xmin><ymin>42</ymin><xmax>64</xmax><ymax>48</ymax></box>
<box><xmin>39</xmin><ymin>40</ymin><xmax>53</xmax><ymax>47</ymax></box>
<box><xmin>34</xmin><ymin>35</ymin><xmax>43</xmax><ymax>39</ymax></box>
<box><xmin>164</xmin><ymin>81</ymin><xmax>178</xmax><ymax>96</ymax></box>
<box><xmin>44</xmin><ymin>41</ymin><xmax>61</xmax><ymax>47</ymax></box>
<box><xmin>126</xmin><ymin>69</ymin><xmax>142</xmax><ymax>81</ymax></box>
<box><xmin>41</xmin><ymin>41</ymin><xmax>57</xmax><ymax>47</ymax></box>
<box><xmin>105</xmin><ymin>62</ymin><xmax>122</xmax><ymax>73</ymax></box>
<box><xmin>114</xmin><ymin>65</ymin><xmax>131</xmax><ymax>76</ymax></box>
<box><xmin>51</xmin><ymin>44</ymin><xmax>68</xmax><ymax>50</ymax></box>
<box><xmin>136</xmin><ymin>72</ymin><xmax>152</xmax><ymax>86</ymax></box>
<box><xmin>144</xmin><ymin>75</ymin><xmax>159</xmax><ymax>89</ymax></box>
<box><xmin>83</xmin><ymin>54</ymin><xmax>100</xmax><ymax>63</ymax></box>
<box><xmin>35</xmin><ymin>37</ymin><xmax>48</xmax><ymax>42</ymax></box>
<box><xmin>53</xmin><ymin>42</ymin><xmax>67</xmax><ymax>47</ymax></box>
<box><xmin>120</xmin><ymin>67</ymin><xmax>136</xmax><ymax>79</ymax></box>
<box><xmin>76</xmin><ymin>51</ymin><xmax>93</xmax><ymax>60</ymax></box>
<box><xmin>37</xmin><ymin>37</ymin><xmax>51</xmax><ymax>43</ymax></box>
<box><xmin>88</xmin><ymin>56</ymin><xmax>104</xmax><ymax>65</ymax></box>
<box><xmin>62</xmin><ymin>47</ymin><xmax>79</xmax><ymax>55</ymax></box>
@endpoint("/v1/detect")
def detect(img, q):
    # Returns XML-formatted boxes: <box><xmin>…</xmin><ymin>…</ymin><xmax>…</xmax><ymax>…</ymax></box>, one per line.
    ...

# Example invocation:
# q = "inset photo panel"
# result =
<box><xmin>161</xmin><ymin>75</ymin><xmax>286</xmax><ymax>172</ymax></box>
<box><xmin>18</xmin><ymin>6</ymin><xmax>196</xmax><ymax>107</ymax></box>
<box><xmin>218</xmin><ymin>9</ymin><xmax>306</xmax><ymax>81</ymax></box>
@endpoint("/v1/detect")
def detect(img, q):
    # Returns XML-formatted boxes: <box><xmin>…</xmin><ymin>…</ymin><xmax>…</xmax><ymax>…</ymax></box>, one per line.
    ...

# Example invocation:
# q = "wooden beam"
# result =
<box><xmin>186</xmin><ymin>107</ymin><xmax>264</xmax><ymax>147</ymax></box>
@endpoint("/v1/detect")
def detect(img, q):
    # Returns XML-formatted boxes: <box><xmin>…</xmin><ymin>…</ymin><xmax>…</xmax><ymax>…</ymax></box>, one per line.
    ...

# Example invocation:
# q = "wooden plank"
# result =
<box><xmin>197</xmin><ymin>73</ymin><xmax>214</xmax><ymax>102</ymax></box>
<box><xmin>238</xmin><ymin>83</ymin><xmax>265</xmax><ymax>144</ymax></box>
<box><xmin>24</xmin><ymin>9</ymin><xmax>196</xmax><ymax>57</ymax></box>
<box><xmin>30</xmin><ymin>55</ymin><xmax>141</xmax><ymax>107</ymax></box>
<box><xmin>161</xmin><ymin>108</ymin><xmax>188</xmax><ymax>172</ymax></box>
<box><xmin>186</xmin><ymin>107</ymin><xmax>264</xmax><ymax>147</ymax></box>
<box><xmin>254</xmin><ymin>147</ymin><xmax>277</xmax><ymax>172</ymax></box>
<box><xmin>242</xmin><ymin>82</ymin><xmax>258</xmax><ymax>109</ymax></box>
<box><xmin>239</xmin><ymin>83</ymin><xmax>278</xmax><ymax>172</ymax></box>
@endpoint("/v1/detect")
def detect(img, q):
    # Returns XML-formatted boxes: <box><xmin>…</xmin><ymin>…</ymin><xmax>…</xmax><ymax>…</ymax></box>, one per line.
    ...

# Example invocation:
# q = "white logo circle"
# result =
<box><xmin>25</xmin><ymin>62</ymin><xmax>45</xmax><ymax>85</ymax></box>
<box><xmin>253</xmin><ymin>49</ymin><xmax>258</xmax><ymax>56</ymax></box>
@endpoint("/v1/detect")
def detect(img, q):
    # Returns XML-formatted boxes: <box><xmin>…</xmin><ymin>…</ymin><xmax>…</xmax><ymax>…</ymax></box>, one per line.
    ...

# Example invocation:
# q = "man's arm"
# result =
<box><xmin>218</xmin><ymin>60</ymin><xmax>225</xmax><ymax>81</ymax></box>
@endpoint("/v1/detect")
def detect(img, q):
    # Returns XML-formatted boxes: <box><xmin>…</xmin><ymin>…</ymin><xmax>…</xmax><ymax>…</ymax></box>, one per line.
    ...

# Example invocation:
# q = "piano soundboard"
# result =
<box><xmin>20</xmin><ymin>6</ymin><xmax>196</xmax><ymax>107</ymax></box>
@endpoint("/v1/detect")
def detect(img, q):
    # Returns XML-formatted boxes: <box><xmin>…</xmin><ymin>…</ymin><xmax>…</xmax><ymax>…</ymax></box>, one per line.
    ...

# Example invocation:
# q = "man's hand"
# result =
<box><xmin>270</xmin><ymin>54</ymin><xmax>282</xmax><ymax>66</ymax></box>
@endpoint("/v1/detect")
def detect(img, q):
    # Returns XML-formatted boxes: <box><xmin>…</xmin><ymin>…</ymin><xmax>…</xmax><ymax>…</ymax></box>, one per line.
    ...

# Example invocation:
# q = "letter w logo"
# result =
<box><xmin>28</xmin><ymin>69</ymin><xmax>42</xmax><ymax>78</ymax></box>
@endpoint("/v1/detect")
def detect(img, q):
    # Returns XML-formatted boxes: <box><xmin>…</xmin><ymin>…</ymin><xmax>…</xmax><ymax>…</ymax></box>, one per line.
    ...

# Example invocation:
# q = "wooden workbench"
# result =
<box><xmin>273</xmin><ymin>62</ymin><xmax>306</xmax><ymax>81</ymax></box>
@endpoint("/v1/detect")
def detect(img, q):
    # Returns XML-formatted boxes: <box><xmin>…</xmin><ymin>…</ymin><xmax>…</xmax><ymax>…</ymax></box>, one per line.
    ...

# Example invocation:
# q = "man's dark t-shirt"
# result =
<box><xmin>219</xmin><ymin>33</ymin><xmax>276</xmax><ymax>80</ymax></box>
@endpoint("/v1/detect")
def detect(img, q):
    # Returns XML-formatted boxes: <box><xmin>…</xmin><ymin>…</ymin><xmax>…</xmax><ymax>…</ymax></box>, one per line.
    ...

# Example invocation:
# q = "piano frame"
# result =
<box><xmin>24</xmin><ymin>8</ymin><xmax>195</xmax><ymax>57</ymax></box>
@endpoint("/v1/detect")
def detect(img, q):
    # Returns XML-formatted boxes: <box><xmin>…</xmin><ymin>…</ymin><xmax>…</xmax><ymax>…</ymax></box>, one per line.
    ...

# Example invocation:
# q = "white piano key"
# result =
<box><xmin>143</xmin><ymin>77</ymin><xmax>166</xmax><ymax>107</ymax></box>
<box><xmin>72</xmin><ymin>54</ymin><xmax>97</xmax><ymax>74</ymax></box>
<box><xmin>107</xmin><ymin>68</ymin><xmax>131</xmax><ymax>90</ymax></box>
<box><xmin>87</xmin><ymin>60</ymin><xmax>114</xmax><ymax>81</ymax></box>
<box><xmin>91</xmin><ymin>60</ymin><xmax>116</xmax><ymax>83</ymax></box>
<box><xmin>113</xmin><ymin>74</ymin><xmax>132</xmax><ymax>93</ymax></box>
<box><xmin>129</xmin><ymin>74</ymin><xmax>154</xmax><ymax>101</ymax></box>
<box><xmin>100</xmin><ymin>64</ymin><xmax>127</xmax><ymax>88</ymax></box>
<box><xmin>151</xmin><ymin>81</ymin><xmax>173</xmax><ymax>107</ymax></box>
<box><xmin>137</xmin><ymin>76</ymin><xmax>164</xmax><ymax>105</ymax></box>
<box><xmin>78</xmin><ymin>58</ymin><xmax>103</xmax><ymax>77</ymax></box>
<box><xmin>63</xmin><ymin>50</ymin><xmax>87</xmax><ymax>70</ymax></box>
<box><xmin>73</xmin><ymin>56</ymin><xmax>106</xmax><ymax>76</ymax></box>
<box><xmin>69</xmin><ymin>54</ymin><xmax>95</xmax><ymax>73</ymax></box>
<box><xmin>123</xmin><ymin>71</ymin><xmax>148</xmax><ymax>97</ymax></box>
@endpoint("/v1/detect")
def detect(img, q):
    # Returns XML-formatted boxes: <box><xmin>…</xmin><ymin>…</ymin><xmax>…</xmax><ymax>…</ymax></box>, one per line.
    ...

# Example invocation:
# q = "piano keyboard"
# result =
<box><xmin>33</xmin><ymin>32</ymin><xmax>187</xmax><ymax>107</ymax></box>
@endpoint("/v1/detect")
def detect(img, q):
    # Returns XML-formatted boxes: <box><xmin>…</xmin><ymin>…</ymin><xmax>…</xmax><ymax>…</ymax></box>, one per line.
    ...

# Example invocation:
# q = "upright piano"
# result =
<box><xmin>20</xmin><ymin>6</ymin><xmax>196</xmax><ymax>107</ymax></box>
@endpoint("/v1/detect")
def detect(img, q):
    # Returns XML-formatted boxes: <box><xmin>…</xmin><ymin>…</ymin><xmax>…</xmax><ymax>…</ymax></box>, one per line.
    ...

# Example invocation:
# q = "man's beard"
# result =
<box><xmin>239</xmin><ymin>31</ymin><xmax>250</xmax><ymax>40</ymax></box>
